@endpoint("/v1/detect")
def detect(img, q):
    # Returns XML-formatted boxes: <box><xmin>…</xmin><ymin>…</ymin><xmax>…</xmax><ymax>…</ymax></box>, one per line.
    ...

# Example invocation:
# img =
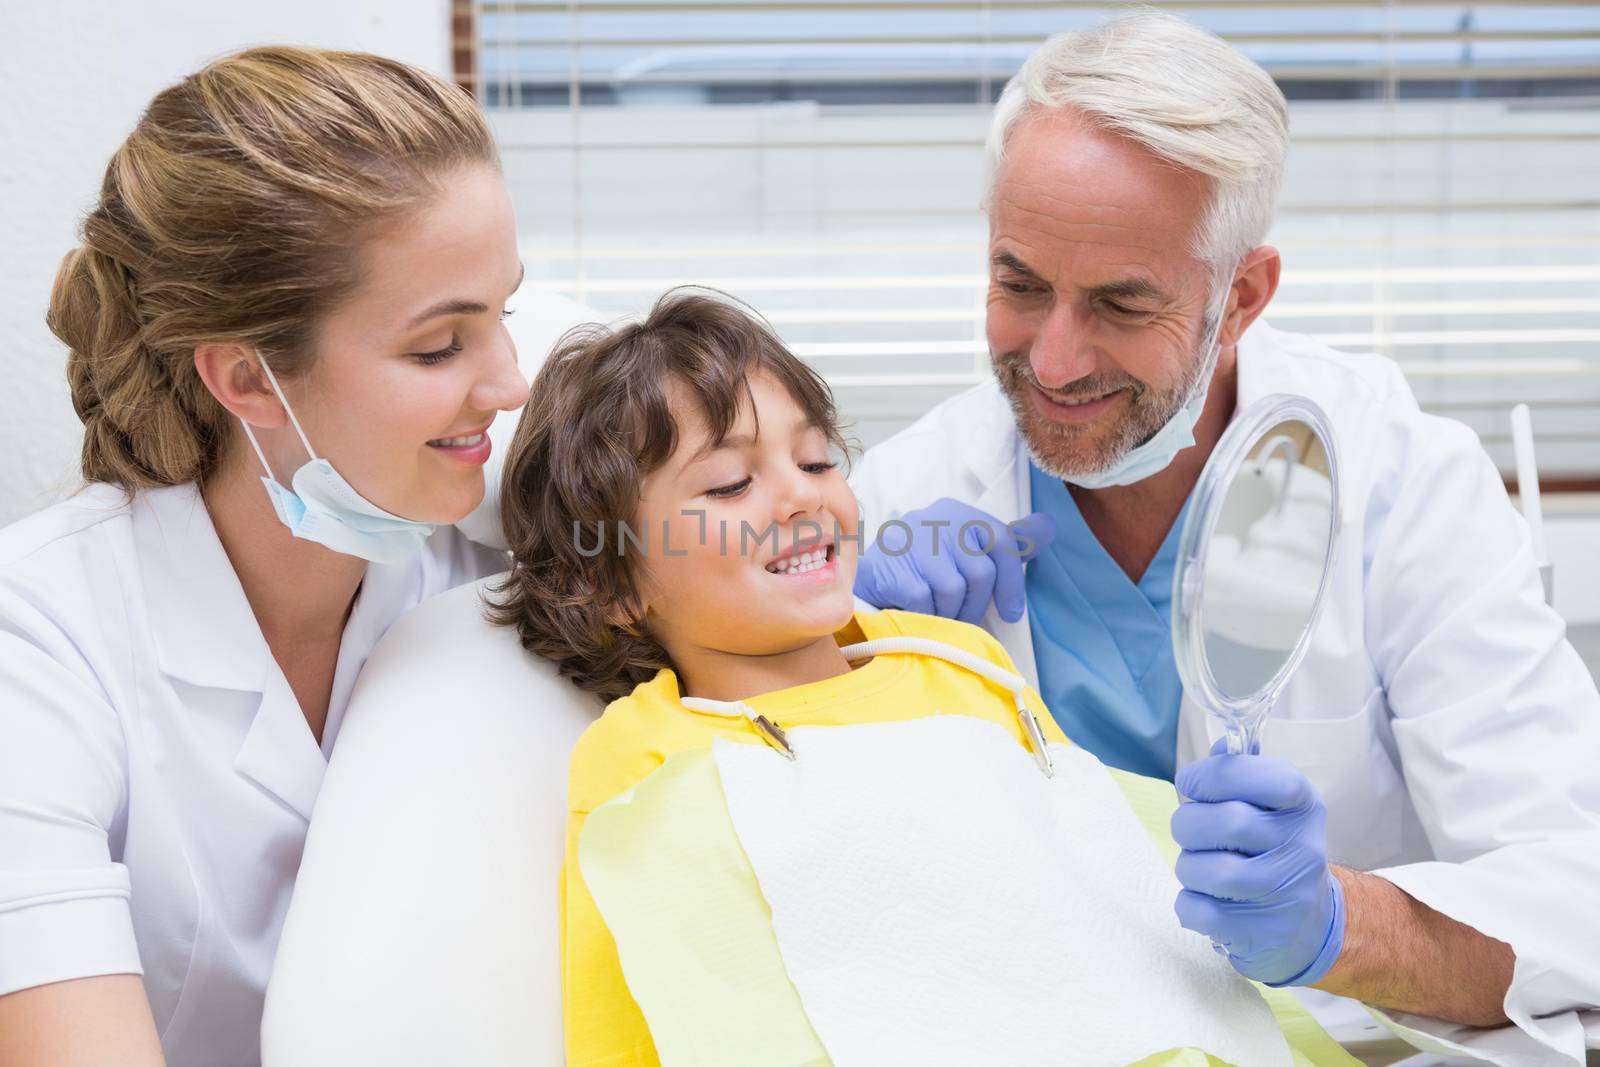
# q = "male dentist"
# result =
<box><xmin>850</xmin><ymin>12</ymin><xmax>1600</xmax><ymax>1065</ymax></box>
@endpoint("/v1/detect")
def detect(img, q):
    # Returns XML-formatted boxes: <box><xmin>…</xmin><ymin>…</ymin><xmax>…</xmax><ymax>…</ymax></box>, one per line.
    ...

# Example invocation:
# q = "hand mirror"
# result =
<box><xmin>1172</xmin><ymin>394</ymin><xmax>1341</xmax><ymax>757</ymax></box>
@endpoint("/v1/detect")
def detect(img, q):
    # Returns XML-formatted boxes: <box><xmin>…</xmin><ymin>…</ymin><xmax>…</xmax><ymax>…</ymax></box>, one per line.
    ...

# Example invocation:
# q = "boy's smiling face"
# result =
<box><xmin>632</xmin><ymin>369</ymin><xmax>860</xmax><ymax>664</ymax></box>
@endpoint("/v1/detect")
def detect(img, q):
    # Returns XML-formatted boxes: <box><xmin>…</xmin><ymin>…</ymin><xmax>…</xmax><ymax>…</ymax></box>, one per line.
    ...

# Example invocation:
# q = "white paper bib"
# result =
<box><xmin>712</xmin><ymin>715</ymin><xmax>1293</xmax><ymax>1067</ymax></box>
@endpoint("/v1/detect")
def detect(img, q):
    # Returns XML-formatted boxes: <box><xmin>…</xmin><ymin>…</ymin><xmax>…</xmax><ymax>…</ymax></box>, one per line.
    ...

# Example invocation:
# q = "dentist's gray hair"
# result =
<box><xmin>984</xmin><ymin>9</ymin><xmax>1289</xmax><ymax>288</ymax></box>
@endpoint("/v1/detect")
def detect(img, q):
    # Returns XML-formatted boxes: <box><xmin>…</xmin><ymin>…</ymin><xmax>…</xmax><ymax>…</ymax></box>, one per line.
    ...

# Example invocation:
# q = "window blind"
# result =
<box><xmin>459</xmin><ymin>0</ymin><xmax>1600</xmax><ymax>482</ymax></box>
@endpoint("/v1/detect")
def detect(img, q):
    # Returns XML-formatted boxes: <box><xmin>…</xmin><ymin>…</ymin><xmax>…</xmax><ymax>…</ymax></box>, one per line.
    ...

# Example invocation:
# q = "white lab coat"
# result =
<box><xmin>850</xmin><ymin>321</ymin><xmax>1600</xmax><ymax>1065</ymax></box>
<box><xmin>0</xmin><ymin>482</ymin><xmax>506</xmax><ymax>1067</ymax></box>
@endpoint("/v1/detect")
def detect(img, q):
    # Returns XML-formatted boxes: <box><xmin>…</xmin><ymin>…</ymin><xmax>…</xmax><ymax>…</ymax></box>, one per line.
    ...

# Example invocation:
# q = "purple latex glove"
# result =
<box><xmin>1171</xmin><ymin>739</ymin><xmax>1346</xmax><ymax>987</ymax></box>
<box><xmin>853</xmin><ymin>498</ymin><xmax>1056</xmax><ymax>624</ymax></box>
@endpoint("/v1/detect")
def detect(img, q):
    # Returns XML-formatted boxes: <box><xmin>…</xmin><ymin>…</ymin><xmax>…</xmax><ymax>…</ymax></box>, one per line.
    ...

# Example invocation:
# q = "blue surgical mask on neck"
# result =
<box><xmin>239</xmin><ymin>351</ymin><xmax>437</xmax><ymax>565</ymax></box>
<box><xmin>1061</xmin><ymin>291</ymin><xmax>1231</xmax><ymax>491</ymax></box>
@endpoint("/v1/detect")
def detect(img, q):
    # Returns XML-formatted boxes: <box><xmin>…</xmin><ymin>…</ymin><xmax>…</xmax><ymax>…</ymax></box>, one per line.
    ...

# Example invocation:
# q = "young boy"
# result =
<box><xmin>491</xmin><ymin>291</ymin><xmax>1068</xmax><ymax>1066</ymax></box>
<box><xmin>491</xmin><ymin>292</ymin><xmax>1349</xmax><ymax>1067</ymax></box>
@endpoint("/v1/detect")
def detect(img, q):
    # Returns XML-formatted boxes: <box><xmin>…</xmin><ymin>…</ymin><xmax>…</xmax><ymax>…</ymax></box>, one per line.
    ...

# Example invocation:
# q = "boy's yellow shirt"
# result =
<box><xmin>562</xmin><ymin>608</ymin><xmax>1066</xmax><ymax>1067</ymax></box>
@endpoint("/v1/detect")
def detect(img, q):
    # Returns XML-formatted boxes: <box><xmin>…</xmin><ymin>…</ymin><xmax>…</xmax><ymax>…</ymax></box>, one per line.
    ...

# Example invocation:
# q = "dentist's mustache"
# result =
<box><xmin>995</xmin><ymin>349</ymin><xmax>1149</xmax><ymax>405</ymax></box>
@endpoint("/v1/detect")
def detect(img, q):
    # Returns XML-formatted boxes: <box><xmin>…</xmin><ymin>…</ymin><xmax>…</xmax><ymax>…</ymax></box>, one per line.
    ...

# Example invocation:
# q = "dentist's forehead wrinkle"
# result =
<box><xmin>994</xmin><ymin>184</ymin><xmax>1177</xmax><ymax>257</ymax></box>
<box><xmin>991</xmin><ymin>113</ymin><xmax>1210</xmax><ymax>264</ymax></box>
<box><xmin>992</xmin><ymin>201</ymin><xmax>1174</xmax><ymax>269</ymax></box>
<box><xmin>991</xmin><ymin>201</ymin><xmax>1200</xmax><ymax>311</ymax></box>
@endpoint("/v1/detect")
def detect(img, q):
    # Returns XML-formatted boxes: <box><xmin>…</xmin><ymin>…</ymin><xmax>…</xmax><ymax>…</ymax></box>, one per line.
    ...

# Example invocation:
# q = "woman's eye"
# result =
<box><xmin>706</xmin><ymin>477</ymin><xmax>751</xmax><ymax>499</ymax></box>
<box><xmin>800</xmin><ymin>461</ymin><xmax>838</xmax><ymax>475</ymax></box>
<box><xmin>500</xmin><ymin>307</ymin><xmax>517</xmax><ymax>321</ymax></box>
<box><xmin>413</xmin><ymin>339</ymin><xmax>463</xmax><ymax>365</ymax></box>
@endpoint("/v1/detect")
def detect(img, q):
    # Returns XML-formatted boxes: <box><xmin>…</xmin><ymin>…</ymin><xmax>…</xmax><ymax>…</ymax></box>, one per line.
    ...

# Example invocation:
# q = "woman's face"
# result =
<box><xmin>268</xmin><ymin>164</ymin><xmax>529</xmax><ymax>525</ymax></box>
<box><xmin>633</xmin><ymin>370</ymin><xmax>861</xmax><ymax>661</ymax></box>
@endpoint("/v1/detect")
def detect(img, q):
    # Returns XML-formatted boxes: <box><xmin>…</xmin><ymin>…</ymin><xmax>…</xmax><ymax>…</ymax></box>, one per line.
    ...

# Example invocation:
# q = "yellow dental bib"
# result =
<box><xmin>578</xmin><ymin>733</ymin><xmax>1360</xmax><ymax>1067</ymax></box>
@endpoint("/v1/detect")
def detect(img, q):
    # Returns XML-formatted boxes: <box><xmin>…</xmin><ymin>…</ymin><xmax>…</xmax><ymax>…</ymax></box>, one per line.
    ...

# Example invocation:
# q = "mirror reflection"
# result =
<box><xmin>1198</xmin><ymin>419</ymin><xmax>1335</xmax><ymax>703</ymax></box>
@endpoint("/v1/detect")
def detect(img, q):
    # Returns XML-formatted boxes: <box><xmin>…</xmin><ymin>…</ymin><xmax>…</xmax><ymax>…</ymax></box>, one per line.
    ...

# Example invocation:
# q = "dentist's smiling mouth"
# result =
<box><xmin>1030</xmin><ymin>383</ymin><xmax>1128</xmax><ymax>423</ymax></box>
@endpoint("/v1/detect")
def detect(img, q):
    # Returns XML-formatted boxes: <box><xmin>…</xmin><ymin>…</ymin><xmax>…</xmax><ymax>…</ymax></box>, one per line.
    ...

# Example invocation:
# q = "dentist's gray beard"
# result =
<box><xmin>992</xmin><ymin>334</ymin><xmax>1210</xmax><ymax>482</ymax></box>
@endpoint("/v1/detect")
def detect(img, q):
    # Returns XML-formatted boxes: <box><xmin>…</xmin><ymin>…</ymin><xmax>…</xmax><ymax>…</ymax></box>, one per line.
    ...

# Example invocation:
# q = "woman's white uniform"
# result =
<box><xmin>0</xmin><ymin>481</ymin><xmax>506</xmax><ymax>1067</ymax></box>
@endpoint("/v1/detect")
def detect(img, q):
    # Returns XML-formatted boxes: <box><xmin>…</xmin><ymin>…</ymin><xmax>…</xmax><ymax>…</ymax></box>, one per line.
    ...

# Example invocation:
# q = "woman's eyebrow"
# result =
<box><xmin>405</xmin><ymin>264</ymin><xmax>527</xmax><ymax>328</ymax></box>
<box><xmin>407</xmin><ymin>296</ymin><xmax>486</xmax><ymax>327</ymax></box>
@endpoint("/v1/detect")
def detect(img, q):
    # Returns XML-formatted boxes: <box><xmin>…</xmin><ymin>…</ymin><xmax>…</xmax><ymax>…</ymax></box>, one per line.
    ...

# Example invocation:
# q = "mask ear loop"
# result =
<box><xmin>252</xmin><ymin>350</ymin><xmax>320</xmax><ymax>461</ymax></box>
<box><xmin>239</xmin><ymin>420</ymin><xmax>280</xmax><ymax>484</ymax></box>
<box><xmin>1186</xmin><ymin>285</ymin><xmax>1234</xmax><ymax>405</ymax></box>
<box><xmin>237</xmin><ymin>348</ymin><xmax>318</xmax><ymax>482</ymax></box>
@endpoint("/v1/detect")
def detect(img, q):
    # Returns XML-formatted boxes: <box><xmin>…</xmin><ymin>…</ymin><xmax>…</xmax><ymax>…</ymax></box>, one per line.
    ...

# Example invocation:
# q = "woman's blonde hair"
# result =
<box><xmin>48</xmin><ymin>46</ymin><xmax>498</xmax><ymax>489</ymax></box>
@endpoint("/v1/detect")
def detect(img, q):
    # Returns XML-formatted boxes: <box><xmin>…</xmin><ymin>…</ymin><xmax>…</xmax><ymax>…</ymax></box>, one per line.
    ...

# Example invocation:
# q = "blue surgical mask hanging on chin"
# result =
<box><xmin>1062</xmin><ymin>291</ymin><xmax>1231</xmax><ymax>491</ymax></box>
<box><xmin>238</xmin><ymin>350</ymin><xmax>437</xmax><ymax>565</ymax></box>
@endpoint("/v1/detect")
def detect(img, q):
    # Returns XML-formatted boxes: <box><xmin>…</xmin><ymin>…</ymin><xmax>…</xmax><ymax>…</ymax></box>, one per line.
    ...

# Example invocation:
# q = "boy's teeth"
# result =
<box><xmin>767</xmin><ymin>548</ymin><xmax>830</xmax><ymax>574</ymax></box>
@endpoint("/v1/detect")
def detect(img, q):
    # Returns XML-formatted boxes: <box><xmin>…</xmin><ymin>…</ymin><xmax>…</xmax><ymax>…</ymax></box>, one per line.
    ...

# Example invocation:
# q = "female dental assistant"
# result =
<box><xmin>0</xmin><ymin>48</ymin><xmax>531</xmax><ymax>1067</ymax></box>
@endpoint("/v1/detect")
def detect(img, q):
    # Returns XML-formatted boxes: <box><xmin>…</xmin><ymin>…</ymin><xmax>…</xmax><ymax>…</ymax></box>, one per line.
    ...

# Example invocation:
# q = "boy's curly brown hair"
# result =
<box><xmin>487</xmin><ymin>289</ymin><xmax>851</xmax><ymax>704</ymax></box>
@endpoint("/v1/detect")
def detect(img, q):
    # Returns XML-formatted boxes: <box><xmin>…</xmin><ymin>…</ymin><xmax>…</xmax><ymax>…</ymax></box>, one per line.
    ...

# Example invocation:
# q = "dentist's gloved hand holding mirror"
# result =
<box><xmin>855</xmin><ymin>394</ymin><xmax>1348</xmax><ymax>989</ymax></box>
<box><xmin>1168</xmin><ymin>394</ymin><xmax>1343</xmax><ymax>986</ymax></box>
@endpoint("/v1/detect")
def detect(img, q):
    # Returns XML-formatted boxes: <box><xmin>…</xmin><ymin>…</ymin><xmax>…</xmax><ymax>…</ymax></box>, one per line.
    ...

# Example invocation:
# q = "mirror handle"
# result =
<box><xmin>1223</xmin><ymin>699</ymin><xmax>1271</xmax><ymax>756</ymax></box>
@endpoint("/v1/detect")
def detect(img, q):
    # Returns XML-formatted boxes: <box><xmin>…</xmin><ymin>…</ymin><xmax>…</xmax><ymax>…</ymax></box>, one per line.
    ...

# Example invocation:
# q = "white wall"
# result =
<box><xmin>0</xmin><ymin>0</ymin><xmax>451</xmax><ymax>525</ymax></box>
<box><xmin>1544</xmin><ymin>509</ymin><xmax>1600</xmax><ymax>626</ymax></box>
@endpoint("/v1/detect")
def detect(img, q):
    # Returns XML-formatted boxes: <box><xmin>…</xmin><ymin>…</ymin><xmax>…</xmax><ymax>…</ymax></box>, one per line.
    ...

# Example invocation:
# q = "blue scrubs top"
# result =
<box><xmin>1025</xmin><ymin>461</ymin><xmax>1189</xmax><ymax>781</ymax></box>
